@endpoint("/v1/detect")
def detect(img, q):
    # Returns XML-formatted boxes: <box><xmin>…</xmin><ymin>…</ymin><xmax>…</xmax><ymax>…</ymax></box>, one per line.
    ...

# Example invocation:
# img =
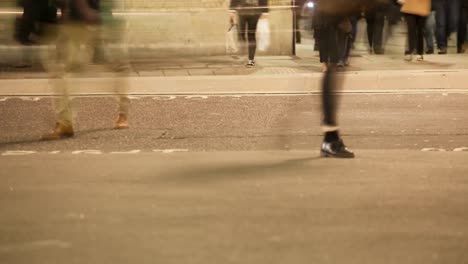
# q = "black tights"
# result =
<box><xmin>239</xmin><ymin>14</ymin><xmax>261</xmax><ymax>60</ymax></box>
<box><xmin>322</xmin><ymin>65</ymin><xmax>339</xmax><ymax>127</ymax></box>
<box><xmin>405</xmin><ymin>14</ymin><xmax>426</xmax><ymax>55</ymax></box>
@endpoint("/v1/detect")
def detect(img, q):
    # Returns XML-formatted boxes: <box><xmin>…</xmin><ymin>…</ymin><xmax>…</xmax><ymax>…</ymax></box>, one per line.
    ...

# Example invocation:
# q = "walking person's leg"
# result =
<box><xmin>458</xmin><ymin>5</ymin><xmax>467</xmax><ymax>53</ymax></box>
<box><xmin>448</xmin><ymin>0</ymin><xmax>460</xmax><ymax>36</ymax></box>
<box><xmin>41</xmin><ymin>24</ymin><xmax>88</xmax><ymax>140</ymax></box>
<box><xmin>101</xmin><ymin>20</ymin><xmax>131</xmax><ymax>129</ymax></box>
<box><xmin>416</xmin><ymin>16</ymin><xmax>426</xmax><ymax>59</ymax></box>
<box><xmin>246</xmin><ymin>14</ymin><xmax>261</xmax><ymax>65</ymax></box>
<box><xmin>365</xmin><ymin>12</ymin><xmax>375</xmax><ymax>52</ymax></box>
<box><xmin>424</xmin><ymin>11</ymin><xmax>435</xmax><ymax>53</ymax></box>
<box><xmin>318</xmin><ymin>24</ymin><xmax>354</xmax><ymax>158</ymax></box>
<box><xmin>372</xmin><ymin>10</ymin><xmax>385</xmax><ymax>54</ymax></box>
<box><xmin>433</xmin><ymin>0</ymin><xmax>448</xmax><ymax>53</ymax></box>
<box><xmin>238</xmin><ymin>15</ymin><xmax>248</xmax><ymax>57</ymax></box>
<box><xmin>405</xmin><ymin>14</ymin><xmax>417</xmax><ymax>60</ymax></box>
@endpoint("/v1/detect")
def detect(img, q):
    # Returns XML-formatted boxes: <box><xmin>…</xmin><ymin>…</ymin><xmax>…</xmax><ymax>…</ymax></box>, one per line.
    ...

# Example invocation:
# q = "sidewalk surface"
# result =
<box><xmin>1</xmin><ymin>22</ymin><xmax>468</xmax><ymax>95</ymax></box>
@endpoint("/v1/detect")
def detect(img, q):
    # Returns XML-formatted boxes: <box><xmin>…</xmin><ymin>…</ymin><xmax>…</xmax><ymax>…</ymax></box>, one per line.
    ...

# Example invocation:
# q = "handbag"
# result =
<box><xmin>256</xmin><ymin>18</ymin><xmax>270</xmax><ymax>52</ymax></box>
<box><xmin>226</xmin><ymin>24</ymin><xmax>239</xmax><ymax>53</ymax></box>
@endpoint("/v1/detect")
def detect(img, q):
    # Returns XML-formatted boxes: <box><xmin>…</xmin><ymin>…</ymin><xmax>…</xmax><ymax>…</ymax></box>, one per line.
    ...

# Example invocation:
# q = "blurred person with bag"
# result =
<box><xmin>398</xmin><ymin>0</ymin><xmax>431</xmax><ymax>61</ymax></box>
<box><xmin>229</xmin><ymin>0</ymin><xmax>269</xmax><ymax>67</ymax></box>
<box><xmin>41</xmin><ymin>0</ymin><xmax>131</xmax><ymax>140</ymax></box>
<box><xmin>457</xmin><ymin>0</ymin><xmax>468</xmax><ymax>53</ymax></box>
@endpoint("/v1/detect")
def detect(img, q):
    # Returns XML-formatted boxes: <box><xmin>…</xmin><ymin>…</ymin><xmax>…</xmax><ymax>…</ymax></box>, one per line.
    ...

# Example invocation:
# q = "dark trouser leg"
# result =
<box><xmin>338</xmin><ymin>31</ymin><xmax>351</xmax><ymax>63</ymax></box>
<box><xmin>406</xmin><ymin>14</ymin><xmax>417</xmax><ymax>54</ymax></box>
<box><xmin>424</xmin><ymin>11</ymin><xmax>435</xmax><ymax>50</ymax></box>
<box><xmin>366</xmin><ymin>13</ymin><xmax>375</xmax><ymax>49</ymax></box>
<box><xmin>318</xmin><ymin>25</ymin><xmax>339</xmax><ymax>127</ymax></box>
<box><xmin>434</xmin><ymin>0</ymin><xmax>448</xmax><ymax>49</ymax></box>
<box><xmin>372</xmin><ymin>11</ymin><xmax>385</xmax><ymax>53</ymax></box>
<box><xmin>458</xmin><ymin>6</ymin><xmax>467</xmax><ymax>50</ymax></box>
<box><xmin>350</xmin><ymin>16</ymin><xmax>358</xmax><ymax>45</ymax></box>
<box><xmin>448</xmin><ymin>0</ymin><xmax>460</xmax><ymax>33</ymax></box>
<box><xmin>246</xmin><ymin>14</ymin><xmax>260</xmax><ymax>61</ymax></box>
<box><xmin>322</xmin><ymin>64</ymin><xmax>338</xmax><ymax>128</ymax></box>
<box><xmin>238</xmin><ymin>15</ymin><xmax>248</xmax><ymax>54</ymax></box>
<box><xmin>318</xmin><ymin>26</ymin><xmax>339</xmax><ymax>64</ymax></box>
<box><xmin>416</xmin><ymin>16</ymin><xmax>426</xmax><ymax>55</ymax></box>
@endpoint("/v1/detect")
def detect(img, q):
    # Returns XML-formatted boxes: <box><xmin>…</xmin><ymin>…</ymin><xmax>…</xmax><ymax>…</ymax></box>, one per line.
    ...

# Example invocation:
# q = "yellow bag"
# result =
<box><xmin>401</xmin><ymin>0</ymin><xmax>431</xmax><ymax>17</ymax></box>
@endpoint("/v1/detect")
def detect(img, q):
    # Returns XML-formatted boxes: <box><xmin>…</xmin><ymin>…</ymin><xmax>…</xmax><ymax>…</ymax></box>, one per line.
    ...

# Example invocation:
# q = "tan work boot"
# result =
<box><xmin>41</xmin><ymin>122</ymin><xmax>74</xmax><ymax>140</ymax></box>
<box><xmin>114</xmin><ymin>114</ymin><xmax>129</xmax><ymax>129</ymax></box>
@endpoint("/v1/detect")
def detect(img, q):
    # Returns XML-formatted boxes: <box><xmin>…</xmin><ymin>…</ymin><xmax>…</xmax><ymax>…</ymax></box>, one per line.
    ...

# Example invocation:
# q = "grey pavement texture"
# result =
<box><xmin>1</xmin><ymin>150</ymin><xmax>468</xmax><ymax>264</ymax></box>
<box><xmin>1</xmin><ymin>94</ymin><xmax>468</xmax><ymax>151</ymax></box>
<box><xmin>1</xmin><ymin>88</ymin><xmax>468</xmax><ymax>264</ymax></box>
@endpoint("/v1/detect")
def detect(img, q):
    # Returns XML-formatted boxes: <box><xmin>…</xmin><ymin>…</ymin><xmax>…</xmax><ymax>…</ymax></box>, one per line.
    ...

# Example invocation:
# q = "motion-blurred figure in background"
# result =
<box><xmin>41</xmin><ymin>0</ymin><xmax>131</xmax><ymax>140</ymax></box>
<box><xmin>400</xmin><ymin>0</ymin><xmax>431</xmax><ymax>61</ymax></box>
<box><xmin>457</xmin><ymin>0</ymin><xmax>468</xmax><ymax>53</ymax></box>
<box><xmin>229</xmin><ymin>0</ymin><xmax>269</xmax><ymax>67</ymax></box>
<box><xmin>433</xmin><ymin>0</ymin><xmax>460</xmax><ymax>54</ymax></box>
<box><xmin>424</xmin><ymin>9</ymin><xmax>436</xmax><ymax>54</ymax></box>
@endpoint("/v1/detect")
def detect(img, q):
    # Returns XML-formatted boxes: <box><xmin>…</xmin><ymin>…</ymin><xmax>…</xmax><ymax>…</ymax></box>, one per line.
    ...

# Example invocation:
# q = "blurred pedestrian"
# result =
<box><xmin>399</xmin><ymin>0</ymin><xmax>431</xmax><ymax>61</ymax></box>
<box><xmin>433</xmin><ymin>0</ymin><xmax>460</xmax><ymax>54</ymax></box>
<box><xmin>424</xmin><ymin>10</ymin><xmax>436</xmax><ymax>54</ymax></box>
<box><xmin>457</xmin><ymin>0</ymin><xmax>468</xmax><ymax>53</ymax></box>
<box><xmin>294</xmin><ymin>0</ymin><xmax>307</xmax><ymax>43</ymax></box>
<box><xmin>41</xmin><ymin>0</ymin><xmax>131</xmax><ymax>140</ymax></box>
<box><xmin>314</xmin><ymin>0</ymin><xmax>355</xmax><ymax>158</ymax></box>
<box><xmin>229</xmin><ymin>0</ymin><xmax>269</xmax><ymax>67</ymax></box>
<box><xmin>365</xmin><ymin>2</ymin><xmax>386</xmax><ymax>54</ymax></box>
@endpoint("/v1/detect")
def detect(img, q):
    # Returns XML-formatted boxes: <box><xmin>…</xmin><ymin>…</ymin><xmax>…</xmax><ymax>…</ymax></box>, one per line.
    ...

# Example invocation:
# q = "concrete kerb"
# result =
<box><xmin>0</xmin><ymin>69</ymin><xmax>468</xmax><ymax>96</ymax></box>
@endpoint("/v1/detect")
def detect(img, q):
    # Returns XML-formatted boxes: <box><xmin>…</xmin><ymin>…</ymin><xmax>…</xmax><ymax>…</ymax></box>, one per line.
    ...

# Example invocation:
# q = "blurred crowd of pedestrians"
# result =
<box><xmin>300</xmin><ymin>0</ymin><xmax>468</xmax><ymax>65</ymax></box>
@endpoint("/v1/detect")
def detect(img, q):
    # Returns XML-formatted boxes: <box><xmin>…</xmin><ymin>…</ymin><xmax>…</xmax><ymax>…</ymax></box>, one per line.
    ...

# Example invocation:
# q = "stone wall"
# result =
<box><xmin>119</xmin><ymin>0</ymin><xmax>294</xmax><ymax>57</ymax></box>
<box><xmin>0</xmin><ymin>0</ymin><xmax>294</xmax><ymax>60</ymax></box>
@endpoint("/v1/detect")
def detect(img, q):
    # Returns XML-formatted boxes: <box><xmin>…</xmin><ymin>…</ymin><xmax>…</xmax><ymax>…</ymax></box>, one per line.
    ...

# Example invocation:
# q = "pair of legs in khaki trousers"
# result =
<box><xmin>40</xmin><ymin>21</ymin><xmax>130</xmax><ymax>140</ymax></box>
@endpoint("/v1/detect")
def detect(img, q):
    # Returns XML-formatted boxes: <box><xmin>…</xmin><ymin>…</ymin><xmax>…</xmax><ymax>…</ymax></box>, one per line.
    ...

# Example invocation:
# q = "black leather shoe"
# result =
<box><xmin>320</xmin><ymin>139</ymin><xmax>355</xmax><ymax>159</ymax></box>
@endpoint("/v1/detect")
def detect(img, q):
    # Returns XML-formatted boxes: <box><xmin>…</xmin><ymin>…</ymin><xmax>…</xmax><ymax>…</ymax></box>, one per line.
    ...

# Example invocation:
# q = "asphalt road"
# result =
<box><xmin>1</xmin><ymin>92</ymin><xmax>468</xmax><ymax>264</ymax></box>
<box><xmin>1</xmin><ymin>92</ymin><xmax>468</xmax><ymax>151</ymax></box>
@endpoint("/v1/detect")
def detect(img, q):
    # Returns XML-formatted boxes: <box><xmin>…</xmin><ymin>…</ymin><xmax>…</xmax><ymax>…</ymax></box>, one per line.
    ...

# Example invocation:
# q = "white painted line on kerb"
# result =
<box><xmin>153</xmin><ymin>149</ymin><xmax>189</xmax><ymax>154</ymax></box>
<box><xmin>71</xmin><ymin>150</ymin><xmax>103</xmax><ymax>155</ymax></box>
<box><xmin>110</xmin><ymin>150</ymin><xmax>141</xmax><ymax>154</ymax></box>
<box><xmin>1</xmin><ymin>151</ymin><xmax>37</xmax><ymax>156</ymax></box>
<box><xmin>453</xmin><ymin>147</ymin><xmax>468</xmax><ymax>152</ymax></box>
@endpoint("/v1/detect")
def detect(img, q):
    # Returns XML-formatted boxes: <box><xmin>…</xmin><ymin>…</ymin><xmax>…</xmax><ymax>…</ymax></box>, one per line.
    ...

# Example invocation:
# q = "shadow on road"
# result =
<box><xmin>160</xmin><ymin>156</ymin><xmax>322</xmax><ymax>184</ymax></box>
<box><xmin>0</xmin><ymin>127</ymin><xmax>115</xmax><ymax>148</ymax></box>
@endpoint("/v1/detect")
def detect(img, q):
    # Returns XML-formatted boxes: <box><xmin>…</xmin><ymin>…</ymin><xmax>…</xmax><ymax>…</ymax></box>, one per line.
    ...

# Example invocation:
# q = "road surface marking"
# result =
<box><xmin>2</xmin><ymin>150</ymin><xmax>36</xmax><ymax>156</ymax></box>
<box><xmin>185</xmin><ymin>95</ymin><xmax>208</xmax><ymax>99</ymax></box>
<box><xmin>72</xmin><ymin>150</ymin><xmax>103</xmax><ymax>155</ymax></box>
<box><xmin>152</xmin><ymin>96</ymin><xmax>176</xmax><ymax>100</ymax></box>
<box><xmin>421</xmin><ymin>148</ymin><xmax>446</xmax><ymax>152</ymax></box>
<box><xmin>110</xmin><ymin>150</ymin><xmax>141</xmax><ymax>154</ymax></box>
<box><xmin>153</xmin><ymin>149</ymin><xmax>189</xmax><ymax>153</ymax></box>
